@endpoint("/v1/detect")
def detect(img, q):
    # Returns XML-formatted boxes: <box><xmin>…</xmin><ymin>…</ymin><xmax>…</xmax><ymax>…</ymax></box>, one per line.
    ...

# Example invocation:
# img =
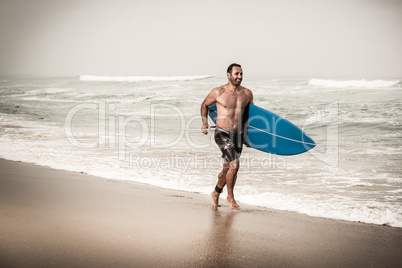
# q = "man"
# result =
<box><xmin>200</xmin><ymin>63</ymin><xmax>254</xmax><ymax>210</ymax></box>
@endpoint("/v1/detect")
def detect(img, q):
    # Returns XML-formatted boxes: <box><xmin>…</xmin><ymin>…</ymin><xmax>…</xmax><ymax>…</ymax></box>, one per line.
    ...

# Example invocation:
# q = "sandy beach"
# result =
<box><xmin>0</xmin><ymin>158</ymin><xmax>401</xmax><ymax>267</ymax></box>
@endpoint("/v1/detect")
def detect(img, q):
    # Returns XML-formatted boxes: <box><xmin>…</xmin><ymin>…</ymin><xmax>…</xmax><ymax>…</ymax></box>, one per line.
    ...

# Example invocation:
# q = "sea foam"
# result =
<box><xmin>1</xmin><ymin>76</ymin><xmax>401</xmax><ymax>228</ymax></box>
<box><xmin>308</xmin><ymin>79</ymin><xmax>400</xmax><ymax>88</ymax></box>
<box><xmin>79</xmin><ymin>75</ymin><xmax>215</xmax><ymax>82</ymax></box>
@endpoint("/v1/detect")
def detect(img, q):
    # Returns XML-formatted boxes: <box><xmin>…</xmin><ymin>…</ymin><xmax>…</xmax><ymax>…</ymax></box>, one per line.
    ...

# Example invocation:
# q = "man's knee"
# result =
<box><xmin>229</xmin><ymin>159</ymin><xmax>240</xmax><ymax>171</ymax></box>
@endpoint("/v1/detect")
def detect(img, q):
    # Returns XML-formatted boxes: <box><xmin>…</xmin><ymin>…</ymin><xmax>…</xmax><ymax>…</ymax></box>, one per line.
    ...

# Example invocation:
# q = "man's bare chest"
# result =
<box><xmin>216</xmin><ymin>91</ymin><xmax>249</xmax><ymax>110</ymax></box>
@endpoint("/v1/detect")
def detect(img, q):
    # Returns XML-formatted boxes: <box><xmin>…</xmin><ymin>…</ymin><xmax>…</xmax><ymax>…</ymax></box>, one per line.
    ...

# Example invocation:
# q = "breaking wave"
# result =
<box><xmin>79</xmin><ymin>75</ymin><xmax>215</xmax><ymax>82</ymax></box>
<box><xmin>308</xmin><ymin>79</ymin><xmax>401</xmax><ymax>88</ymax></box>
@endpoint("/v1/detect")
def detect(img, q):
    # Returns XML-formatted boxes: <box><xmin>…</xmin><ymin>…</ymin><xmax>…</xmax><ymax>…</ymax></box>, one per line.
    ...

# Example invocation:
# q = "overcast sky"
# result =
<box><xmin>0</xmin><ymin>0</ymin><xmax>401</xmax><ymax>78</ymax></box>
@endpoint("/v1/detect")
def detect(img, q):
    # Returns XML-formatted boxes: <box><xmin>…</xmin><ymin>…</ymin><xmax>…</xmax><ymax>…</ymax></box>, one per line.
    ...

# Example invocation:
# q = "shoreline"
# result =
<box><xmin>2</xmin><ymin>157</ymin><xmax>399</xmax><ymax>228</ymax></box>
<box><xmin>1</xmin><ymin>158</ymin><xmax>401</xmax><ymax>267</ymax></box>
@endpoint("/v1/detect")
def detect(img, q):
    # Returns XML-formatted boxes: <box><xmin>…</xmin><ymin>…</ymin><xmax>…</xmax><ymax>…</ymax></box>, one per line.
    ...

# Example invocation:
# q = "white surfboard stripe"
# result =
<box><xmin>248</xmin><ymin>125</ymin><xmax>316</xmax><ymax>146</ymax></box>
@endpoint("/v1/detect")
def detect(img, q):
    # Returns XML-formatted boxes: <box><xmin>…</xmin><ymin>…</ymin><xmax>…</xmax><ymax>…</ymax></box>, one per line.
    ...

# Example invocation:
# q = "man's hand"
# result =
<box><xmin>201</xmin><ymin>124</ymin><xmax>210</xmax><ymax>135</ymax></box>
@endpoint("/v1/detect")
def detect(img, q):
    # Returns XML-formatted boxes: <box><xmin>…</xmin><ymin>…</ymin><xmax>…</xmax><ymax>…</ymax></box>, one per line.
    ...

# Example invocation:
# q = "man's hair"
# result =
<box><xmin>227</xmin><ymin>63</ymin><xmax>241</xmax><ymax>74</ymax></box>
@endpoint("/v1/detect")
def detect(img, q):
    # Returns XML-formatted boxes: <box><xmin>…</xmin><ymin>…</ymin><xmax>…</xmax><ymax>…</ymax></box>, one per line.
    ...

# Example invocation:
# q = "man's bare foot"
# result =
<box><xmin>211</xmin><ymin>191</ymin><xmax>221</xmax><ymax>207</ymax></box>
<box><xmin>227</xmin><ymin>197</ymin><xmax>240</xmax><ymax>210</ymax></box>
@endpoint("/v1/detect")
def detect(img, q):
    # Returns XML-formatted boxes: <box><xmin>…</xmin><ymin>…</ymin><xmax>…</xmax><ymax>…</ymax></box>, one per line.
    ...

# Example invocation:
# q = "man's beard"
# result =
<box><xmin>230</xmin><ymin>75</ymin><xmax>242</xmax><ymax>86</ymax></box>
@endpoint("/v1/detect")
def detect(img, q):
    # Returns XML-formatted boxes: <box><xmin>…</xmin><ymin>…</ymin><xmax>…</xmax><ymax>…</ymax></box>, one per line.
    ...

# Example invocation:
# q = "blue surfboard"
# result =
<box><xmin>208</xmin><ymin>103</ymin><xmax>316</xmax><ymax>155</ymax></box>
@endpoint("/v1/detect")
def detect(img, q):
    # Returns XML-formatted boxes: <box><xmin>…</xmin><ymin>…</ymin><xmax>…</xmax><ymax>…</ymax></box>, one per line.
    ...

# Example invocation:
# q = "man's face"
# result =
<box><xmin>228</xmin><ymin>66</ymin><xmax>243</xmax><ymax>86</ymax></box>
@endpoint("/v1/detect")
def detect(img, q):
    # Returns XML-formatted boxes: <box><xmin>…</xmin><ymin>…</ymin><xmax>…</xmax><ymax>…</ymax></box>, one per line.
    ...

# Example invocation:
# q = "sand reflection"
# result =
<box><xmin>197</xmin><ymin>207</ymin><xmax>238</xmax><ymax>267</ymax></box>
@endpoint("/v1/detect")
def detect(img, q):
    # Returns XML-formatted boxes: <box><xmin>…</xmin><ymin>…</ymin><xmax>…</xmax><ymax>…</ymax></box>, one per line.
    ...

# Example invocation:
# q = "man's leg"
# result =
<box><xmin>226</xmin><ymin>159</ymin><xmax>240</xmax><ymax>210</ymax></box>
<box><xmin>211</xmin><ymin>161</ymin><xmax>229</xmax><ymax>207</ymax></box>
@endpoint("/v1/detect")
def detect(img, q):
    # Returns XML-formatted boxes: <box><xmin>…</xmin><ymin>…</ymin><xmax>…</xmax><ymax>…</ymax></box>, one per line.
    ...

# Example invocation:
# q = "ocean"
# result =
<box><xmin>0</xmin><ymin>75</ymin><xmax>401</xmax><ymax>227</ymax></box>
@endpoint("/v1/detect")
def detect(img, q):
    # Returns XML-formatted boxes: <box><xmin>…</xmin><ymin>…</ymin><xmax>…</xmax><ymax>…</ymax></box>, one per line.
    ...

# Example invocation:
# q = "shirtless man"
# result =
<box><xmin>200</xmin><ymin>63</ymin><xmax>254</xmax><ymax>210</ymax></box>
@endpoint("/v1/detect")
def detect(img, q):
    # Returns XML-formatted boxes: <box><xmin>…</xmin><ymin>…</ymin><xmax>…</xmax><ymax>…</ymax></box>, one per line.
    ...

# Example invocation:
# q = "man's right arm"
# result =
<box><xmin>200</xmin><ymin>88</ymin><xmax>218</xmax><ymax>135</ymax></box>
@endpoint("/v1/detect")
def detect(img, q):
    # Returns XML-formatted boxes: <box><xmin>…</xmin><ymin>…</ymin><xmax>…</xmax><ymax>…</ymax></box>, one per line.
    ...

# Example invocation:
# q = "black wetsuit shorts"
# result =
<box><xmin>214</xmin><ymin>127</ymin><xmax>243</xmax><ymax>163</ymax></box>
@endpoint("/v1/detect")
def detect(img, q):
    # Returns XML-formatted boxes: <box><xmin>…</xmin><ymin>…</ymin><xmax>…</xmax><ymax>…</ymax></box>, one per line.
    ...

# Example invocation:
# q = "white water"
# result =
<box><xmin>308</xmin><ymin>78</ymin><xmax>401</xmax><ymax>88</ymax></box>
<box><xmin>79</xmin><ymin>74</ymin><xmax>216</xmax><ymax>82</ymax></box>
<box><xmin>0</xmin><ymin>76</ymin><xmax>401</xmax><ymax>227</ymax></box>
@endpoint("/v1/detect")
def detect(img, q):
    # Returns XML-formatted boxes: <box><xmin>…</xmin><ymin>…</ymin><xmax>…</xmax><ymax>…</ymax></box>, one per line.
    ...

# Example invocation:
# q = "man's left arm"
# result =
<box><xmin>243</xmin><ymin>89</ymin><xmax>254</xmax><ymax>147</ymax></box>
<box><xmin>248</xmin><ymin>89</ymin><xmax>254</xmax><ymax>105</ymax></box>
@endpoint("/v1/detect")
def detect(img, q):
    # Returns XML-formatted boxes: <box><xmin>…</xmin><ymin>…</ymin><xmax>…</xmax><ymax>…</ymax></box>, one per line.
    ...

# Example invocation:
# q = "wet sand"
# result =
<box><xmin>1</xmin><ymin>158</ymin><xmax>401</xmax><ymax>267</ymax></box>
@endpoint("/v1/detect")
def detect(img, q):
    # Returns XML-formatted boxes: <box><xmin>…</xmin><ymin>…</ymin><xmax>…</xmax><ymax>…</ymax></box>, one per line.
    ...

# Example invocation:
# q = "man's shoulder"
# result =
<box><xmin>211</xmin><ymin>85</ymin><xmax>227</xmax><ymax>94</ymax></box>
<box><xmin>240</xmin><ymin>86</ymin><xmax>252</xmax><ymax>94</ymax></box>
